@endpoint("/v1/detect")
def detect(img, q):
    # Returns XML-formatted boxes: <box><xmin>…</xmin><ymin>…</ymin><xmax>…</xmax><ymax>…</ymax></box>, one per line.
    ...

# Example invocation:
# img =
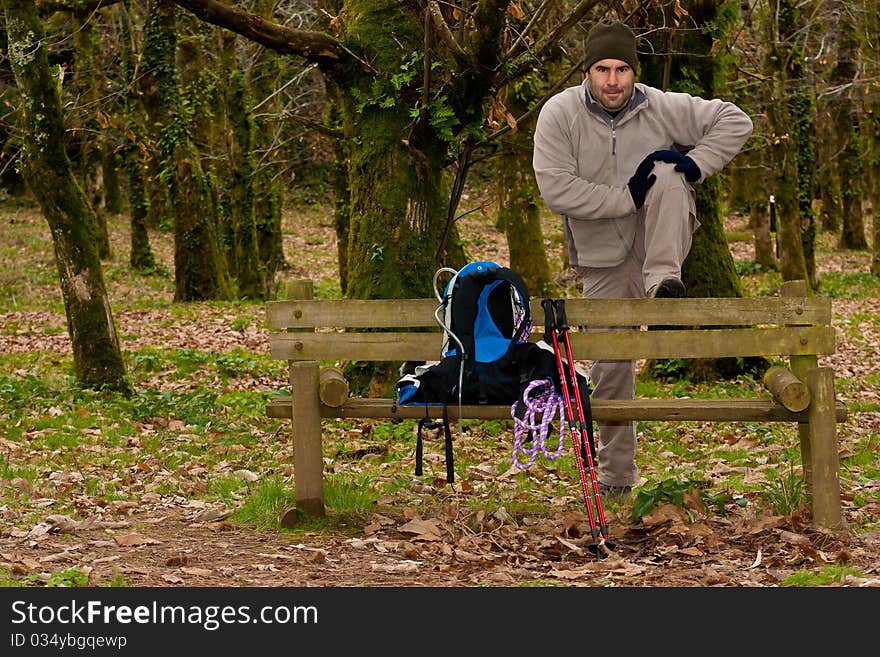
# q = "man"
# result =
<box><xmin>532</xmin><ymin>20</ymin><xmax>753</xmax><ymax>500</ymax></box>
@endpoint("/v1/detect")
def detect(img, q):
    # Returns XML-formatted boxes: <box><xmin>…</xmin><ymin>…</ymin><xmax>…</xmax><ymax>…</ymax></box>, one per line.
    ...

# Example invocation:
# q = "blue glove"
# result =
<box><xmin>649</xmin><ymin>149</ymin><xmax>702</xmax><ymax>182</ymax></box>
<box><xmin>627</xmin><ymin>153</ymin><xmax>658</xmax><ymax>210</ymax></box>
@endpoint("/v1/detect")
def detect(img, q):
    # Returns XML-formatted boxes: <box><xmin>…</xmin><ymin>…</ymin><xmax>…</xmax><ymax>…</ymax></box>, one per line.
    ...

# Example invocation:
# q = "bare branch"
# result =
<box><xmin>504</xmin><ymin>0</ymin><xmax>555</xmax><ymax>59</ymax></box>
<box><xmin>529</xmin><ymin>0</ymin><xmax>603</xmax><ymax>60</ymax></box>
<box><xmin>481</xmin><ymin>56</ymin><xmax>586</xmax><ymax>150</ymax></box>
<box><xmin>167</xmin><ymin>0</ymin><xmax>343</xmax><ymax>69</ymax></box>
<box><xmin>284</xmin><ymin>112</ymin><xmax>343</xmax><ymax>140</ymax></box>
<box><xmin>427</xmin><ymin>0</ymin><xmax>468</xmax><ymax>60</ymax></box>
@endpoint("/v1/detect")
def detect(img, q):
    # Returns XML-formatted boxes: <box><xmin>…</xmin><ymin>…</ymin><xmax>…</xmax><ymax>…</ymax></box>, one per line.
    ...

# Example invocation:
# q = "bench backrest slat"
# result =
<box><xmin>266</xmin><ymin>296</ymin><xmax>829</xmax><ymax>329</ymax></box>
<box><xmin>269</xmin><ymin>325</ymin><xmax>835</xmax><ymax>362</ymax></box>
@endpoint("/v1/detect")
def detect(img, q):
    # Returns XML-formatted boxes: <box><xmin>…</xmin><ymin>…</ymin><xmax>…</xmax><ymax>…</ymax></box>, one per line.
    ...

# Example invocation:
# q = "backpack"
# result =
<box><xmin>394</xmin><ymin>262</ymin><xmax>592</xmax><ymax>482</ymax></box>
<box><xmin>396</xmin><ymin>261</ymin><xmax>532</xmax><ymax>408</ymax></box>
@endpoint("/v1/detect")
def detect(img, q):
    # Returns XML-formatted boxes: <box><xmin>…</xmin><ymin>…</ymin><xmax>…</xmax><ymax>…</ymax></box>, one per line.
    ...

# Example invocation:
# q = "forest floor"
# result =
<box><xmin>0</xmin><ymin>194</ymin><xmax>879</xmax><ymax>588</ymax></box>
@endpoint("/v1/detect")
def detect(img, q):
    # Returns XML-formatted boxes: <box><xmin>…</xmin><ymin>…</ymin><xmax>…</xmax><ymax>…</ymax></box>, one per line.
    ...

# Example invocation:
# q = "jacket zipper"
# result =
<box><xmin>610</xmin><ymin>118</ymin><xmax>616</xmax><ymax>156</ymax></box>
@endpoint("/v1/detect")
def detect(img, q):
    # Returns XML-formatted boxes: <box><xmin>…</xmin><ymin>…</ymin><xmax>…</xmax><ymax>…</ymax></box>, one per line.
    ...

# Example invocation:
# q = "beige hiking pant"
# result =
<box><xmin>577</xmin><ymin>163</ymin><xmax>696</xmax><ymax>487</ymax></box>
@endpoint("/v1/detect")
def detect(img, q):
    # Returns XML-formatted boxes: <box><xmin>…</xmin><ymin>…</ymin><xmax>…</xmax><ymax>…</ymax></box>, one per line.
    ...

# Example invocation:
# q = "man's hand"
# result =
<box><xmin>649</xmin><ymin>149</ymin><xmax>702</xmax><ymax>182</ymax></box>
<box><xmin>627</xmin><ymin>153</ymin><xmax>658</xmax><ymax>210</ymax></box>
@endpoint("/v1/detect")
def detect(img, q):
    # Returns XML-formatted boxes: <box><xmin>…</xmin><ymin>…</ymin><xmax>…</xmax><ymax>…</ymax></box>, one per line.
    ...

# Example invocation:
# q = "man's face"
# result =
<box><xmin>587</xmin><ymin>58</ymin><xmax>635</xmax><ymax>112</ymax></box>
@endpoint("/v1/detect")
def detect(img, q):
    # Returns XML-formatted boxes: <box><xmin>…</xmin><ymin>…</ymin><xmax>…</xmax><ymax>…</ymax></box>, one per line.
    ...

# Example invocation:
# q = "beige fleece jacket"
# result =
<box><xmin>532</xmin><ymin>80</ymin><xmax>753</xmax><ymax>267</ymax></box>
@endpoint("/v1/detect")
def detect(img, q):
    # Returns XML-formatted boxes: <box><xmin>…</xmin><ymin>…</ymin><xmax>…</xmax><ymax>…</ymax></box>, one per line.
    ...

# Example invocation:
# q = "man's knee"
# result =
<box><xmin>649</xmin><ymin>161</ymin><xmax>689</xmax><ymax>191</ymax></box>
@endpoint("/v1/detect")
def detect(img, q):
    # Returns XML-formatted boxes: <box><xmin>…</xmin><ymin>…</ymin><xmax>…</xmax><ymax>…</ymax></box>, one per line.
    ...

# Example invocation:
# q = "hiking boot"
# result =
<box><xmin>597</xmin><ymin>482</ymin><xmax>632</xmax><ymax>503</ymax></box>
<box><xmin>648</xmin><ymin>276</ymin><xmax>686</xmax><ymax>298</ymax></box>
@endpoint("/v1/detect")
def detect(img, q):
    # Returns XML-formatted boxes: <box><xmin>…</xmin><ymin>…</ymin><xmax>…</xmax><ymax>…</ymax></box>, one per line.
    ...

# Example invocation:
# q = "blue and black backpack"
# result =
<box><xmin>396</xmin><ymin>261</ymin><xmax>582</xmax><ymax>482</ymax></box>
<box><xmin>396</xmin><ymin>261</ymin><xmax>535</xmax><ymax>407</ymax></box>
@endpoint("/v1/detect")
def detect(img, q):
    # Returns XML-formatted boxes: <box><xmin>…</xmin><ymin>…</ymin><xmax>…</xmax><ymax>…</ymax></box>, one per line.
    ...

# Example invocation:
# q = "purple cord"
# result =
<box><xmin>511</xmin><ymin>379</ymin><xmax>565</xmax><ymax>470</ymax></box>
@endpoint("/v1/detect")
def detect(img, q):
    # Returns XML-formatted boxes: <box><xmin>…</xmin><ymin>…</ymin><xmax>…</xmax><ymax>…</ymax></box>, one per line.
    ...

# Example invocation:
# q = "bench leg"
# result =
<box><xmin>289</xmin><ymin>361</ymin><xmax>325</xmax><ymax>517</ymax></box>
<box><xmin>805</xmin><ymin>367</ymin><xmax>843</xmax><ymax>529</ymax></box>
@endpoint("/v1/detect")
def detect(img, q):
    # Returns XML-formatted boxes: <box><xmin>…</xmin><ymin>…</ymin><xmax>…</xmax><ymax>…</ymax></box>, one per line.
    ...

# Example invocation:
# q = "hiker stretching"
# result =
<box><xmin>532</xmin><ymin>20</ymin><xmax>753</xmax><ymax>501</ymax></box>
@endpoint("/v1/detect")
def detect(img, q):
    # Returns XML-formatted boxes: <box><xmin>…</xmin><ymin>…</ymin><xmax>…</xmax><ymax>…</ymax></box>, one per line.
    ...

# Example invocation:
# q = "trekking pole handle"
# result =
<box><xmin>541</xmin><ymin>298</ymin><xmax>556</xmax><ymax>336</ymax></box>
<box><xmin>553</xmin><ymin>299</ymin><xmax>570</xmax><ymax>330</ymax></box>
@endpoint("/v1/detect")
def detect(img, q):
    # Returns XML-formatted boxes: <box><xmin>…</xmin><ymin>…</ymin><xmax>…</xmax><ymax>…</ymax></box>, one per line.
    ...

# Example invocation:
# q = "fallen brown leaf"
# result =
<box><xmin>114</xmin><ymin>532</ymin><xmax>162</xmax><ymax>547</ymax></box>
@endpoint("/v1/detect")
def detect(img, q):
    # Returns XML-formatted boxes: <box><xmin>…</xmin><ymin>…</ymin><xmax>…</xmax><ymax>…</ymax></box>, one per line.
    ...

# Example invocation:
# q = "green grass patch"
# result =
<box><xmin>817</xmin><ymin>272</ymin><xmax>880</xmax><ymax>299</ymax></box>
<box><xmin>781</xmin><ymin>566</ymin><xmax>867</xmax><ymax>587</ymax></box>
<box><xmin>229</xmin><ymin>477</ymin><xmax>299</xmax><ymax>530</ymax></box>
<box><xmin>759</xmin><ymin>461</ymin><xmax>808</xmax><ymax>516</ymax></box>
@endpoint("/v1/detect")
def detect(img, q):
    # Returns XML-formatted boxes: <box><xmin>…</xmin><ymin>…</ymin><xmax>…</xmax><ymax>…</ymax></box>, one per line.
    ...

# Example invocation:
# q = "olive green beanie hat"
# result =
<box><xmin>584</xmin><ymin>20</ymin><xmax>638</xmax><ymax>72</ymax></box>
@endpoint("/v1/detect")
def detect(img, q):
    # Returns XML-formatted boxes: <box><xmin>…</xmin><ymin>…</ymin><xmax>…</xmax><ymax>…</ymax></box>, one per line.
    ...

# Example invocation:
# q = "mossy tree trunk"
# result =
<box><xmin>792</xmin><ymin>67</ymin><xmax>819</xmax><ymax>289</ymax></box>
<box><xmin>222</xmin><ymin>38</ymin><xmax>265</xmax><ymax>299</ymax></box>
<box><xmin>3</xmin><ymin>0</ymin><xmax>130</xmax><ymax>392</ymax></box>
<box><xmin>144</xmin><ymin>0</ymin><xmax>231</xmax><ymax>301</ymax></box>
<box><xmin>866</xmin><ymin>0</ymin><xmax>880</xmax><ymax>275</ymax></box>
<box><xmin>327</xmin><ymin>2</ymin><xmax>485</xmax><ymax>298</ymax></box>
<box><xmin>832</xmin><ymin>2</ymin><xmax>868</xmax><ymax>251</ymax></box>
<box><xmin>762</xmin><ymin>0</ymin><xmax>810</xmax><ymax>286</ymax></box>
<box><xmin>640</xmin><ymin>0</ymin><xmax>744</xmax><ymax>299</ymax></box>
<box><xmin>251</xmin><ymin>0</ymin><xmax>288</xmax><ymax>295</ymax></box>
<box><xmin>816</xmin><ymin>105</ymin><xmax>842</xmax><ymax>233</ymax></box>
<box><xmin>138</xmin><ymin>1</ymin><xmax>172</xmax><ymax>231</ymax></box>
<box><xmin>757</xmin><ymin>0</ymin><xmax>819</xmax><ymax>288</ymax></box>
<box><xmin>494</xmin><ymin>74</ymin><xmax>552</xmax><ymax>296</ymax></box>
<box><xmin>102</xmin><ymin>144</ymin><xmax>124</xmax><ymax>216</ymax></box>
<box><xmin>121</xmin><ymin>0</ymin><xmax>156</xmax><ymax>271</ymax></box>
<box><xmin>326</xmin><ymin>82</ymin><xmax>351</xmax><ymax>295</ymax></box>
<box><xmin>736</xmin><ymin>150</ymin><xmax>777</xmax><ymax>270</ymax></box>
<box><xmin>71</xmin><ymin>12</ymin><xmax>112</xmax><ymax>259</ymax></box>
<box><xmin>637</xmin><ymin>1</ymin><xmax>772</xmax><ymax>380</ymax></box>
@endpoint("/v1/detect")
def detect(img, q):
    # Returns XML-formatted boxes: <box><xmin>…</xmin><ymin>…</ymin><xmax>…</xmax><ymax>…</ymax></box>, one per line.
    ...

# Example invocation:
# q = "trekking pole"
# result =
<box><xmin>541</xmin><ymin>299</ymin><xmax>601</xmax><ymax>551</ymax></box>
<box><xmin>554</xmin><ymin>299</ymin><xmax>615</xmax><ymax>553</ymax></box>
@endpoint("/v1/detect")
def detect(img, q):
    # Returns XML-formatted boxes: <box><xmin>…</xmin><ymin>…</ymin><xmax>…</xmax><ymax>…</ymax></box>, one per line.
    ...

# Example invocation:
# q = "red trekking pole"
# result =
<box><xmin>542</xmin><ymin>300</ymin><xmax>613</xmax><ymax>556</ymax></box>
<box><xmin>554</xmin><ymin>299</ymin><xmax>614</xmax><ymax>551</ymax></box>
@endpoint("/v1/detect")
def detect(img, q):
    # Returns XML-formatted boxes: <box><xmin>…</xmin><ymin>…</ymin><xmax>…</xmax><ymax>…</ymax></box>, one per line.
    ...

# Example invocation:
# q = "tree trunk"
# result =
<box><xmin>121</xmin><ymin>0</ymin><xmax>157</xmax><ymax>272</ymax></box>
<box><xmin>102</xmin><ymin>143</ymin><xmax>124</xmax><ymax>216</ymax></box>
<box><xmin>751</xmin><ymin>198</ymin><xmax>777</xmax><ymax>270</ymax></box>
<box><xmin>833</xmin><ymin>2</ymin><xmax>868</xmax><ymax>250</ymax></box>
<box><xmin>494</xmin><ymin>77</ymin><xmax>552</xmax><ymax>296</ymax></box>
<box><xmin>3</xmin><ymin>0</ymin><xmax>129</xmax><ymax>393</ymax></box>
<box><xmin>866</xmin><ymin>0</ymin><xmax>880</xmax><ymax>274</ymax></box>
<box><xmin>723</xmin><ymin>32</ymin><xmax>777</xmax><ymax>273</ymax></box>
<box><xmin>72</xmin><ymin>13</ymin><xmax>112</xmax><ymax>259</ymax></box>
<box><xmin>684</xmin><ymin>178</ymin><xmax>743</xmax><ymax>298</ymax></box>
<box><xmin>333</xmin><ymin>6</ymin><xmax>463</xmax><ymax>299</ymax></box>
<box><xmin>144</xmin><ymin>0</ymin><xmax>231</xmax><ymax>301</ymax></box>
<box><xmin>139</xmin><ymin>1</ymin><xmax>173</xmax><ymax>231</ymax></box>
<box><xmin>327</xmin><ymin>83</ymin><xmax>351</xmax><ymax>295</ymax></box>
<box><xmin>341</xmin><ymin>105</ymin><xmax>450</xmax><ymax>299</ymax></box>
<box><xmin>791</xmin><ymin>61</ymin><xmax>819</xmax><ymax>289</ymax></box>
<box><xmin>816</xmin><ymin>105</ymin><xmax>842</xmax><ymax>233</ymax></box>
<box><xmin>763</xmin><ymin>0</ymin><xmax>810</xmax><ymax>286</ymax></box>
<box><xmin>640</xmin><ymin>0</ymin><xmax>744</xmax><ymax>299</ymax></box>
<box><xmin>635</xmin><ymin>0</ymin><xmax>764</xmax><ymax>380</ymax></box>
<box><xmin>251</xmin><ymin>0</ymin><xmax>288</xmax><ymax>295</ymax></box>
<box><xmin>224</xmin><ymin>40</ymin><xmax>265</xmax><ymax>299</ymax></box>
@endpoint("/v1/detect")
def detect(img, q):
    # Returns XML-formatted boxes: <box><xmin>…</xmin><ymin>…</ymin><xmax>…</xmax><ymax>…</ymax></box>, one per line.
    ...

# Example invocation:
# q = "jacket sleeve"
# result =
<box><xmin>532</xmin><ymin>100</ymin><xmax>636</xmax><ymax>220</ymax></box>
<box><xmin>666</xmin><ymin>93</ymin><xmax>753</xmax><ymax>182</ymax></box>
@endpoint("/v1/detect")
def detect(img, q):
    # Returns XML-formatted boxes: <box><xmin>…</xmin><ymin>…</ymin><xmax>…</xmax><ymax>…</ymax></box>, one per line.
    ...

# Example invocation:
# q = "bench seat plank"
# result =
<box><xmin>266</xmin><ymin>296</ymin><xmax>830</xmax><ymax>329</ymax></box>
<box><xmin>270</xmin><ymin>325</ymin><xmax>835</xmax><ymax>362</ymax></box>
<box><xmin>267</xmin><ymin>396</ymin><xmax>848</xmax><ymax>423</ymax></box>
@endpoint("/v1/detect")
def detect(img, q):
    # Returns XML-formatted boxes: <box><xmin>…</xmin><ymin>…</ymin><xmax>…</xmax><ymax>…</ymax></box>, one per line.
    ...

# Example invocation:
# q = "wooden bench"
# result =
<box><xmin>266</xmin><ymin>279</ymin><xmax>848</xmax><ymax>529</ymax></box>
